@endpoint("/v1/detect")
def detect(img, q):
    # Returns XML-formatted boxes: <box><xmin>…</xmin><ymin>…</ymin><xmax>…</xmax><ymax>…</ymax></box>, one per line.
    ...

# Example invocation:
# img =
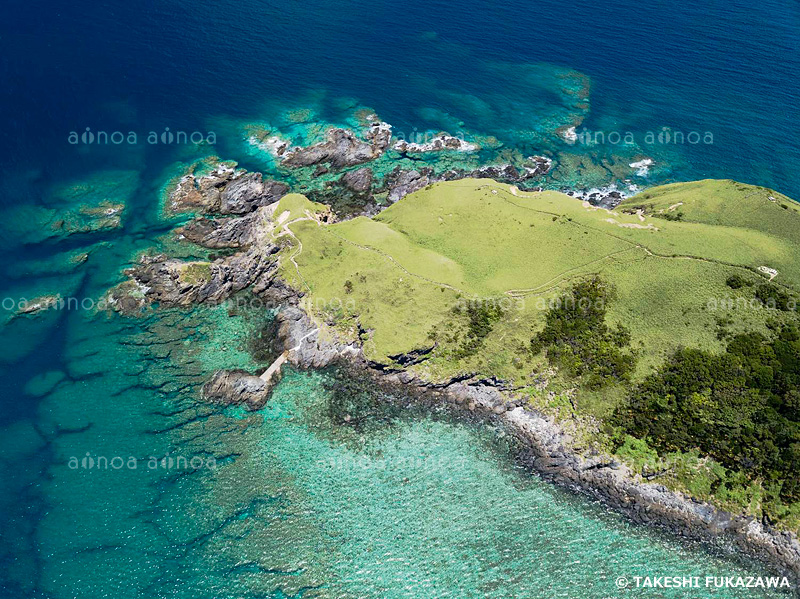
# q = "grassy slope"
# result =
<box><xmin>279</xmin><ymin>179</ymin><xmax>800</xmax><ymax>388</ymax></box>
<box><xmin>619</xmin><ymin>179</ymin><xmax>800</xmax><ymax>287</ymax></box>
<box><xmin>277</xmin><ymin>178</ymin><xmax>800</xmax><ymax>526</ymax></box>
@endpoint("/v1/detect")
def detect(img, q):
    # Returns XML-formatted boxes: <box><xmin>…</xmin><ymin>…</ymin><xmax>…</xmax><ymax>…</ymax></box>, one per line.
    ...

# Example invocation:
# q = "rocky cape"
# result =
<box><xmin>108</xmin><ymin>157</ymin><xmax>800</xmax><ymax>584</ymax></box>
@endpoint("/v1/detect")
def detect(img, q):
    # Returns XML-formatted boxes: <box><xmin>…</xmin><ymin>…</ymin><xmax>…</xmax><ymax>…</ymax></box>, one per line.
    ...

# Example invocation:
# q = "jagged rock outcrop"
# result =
<box><xmin>202</xmin><ymin>369</ymin><xmax>272</xmax><ymax>409</ymax></box>
<box><xmin>456</xmin><ymin>156</ymin><xmax>552</xmax><ymax>183</ymax></box>
<box><xmin>363</xmin><ymin>120</ymin><xmax>393</xmax><ymax>150</ymax></box>
<box><xmin>168</xmin><ymin>163</ymin><xmax>237</xmax><ymax>213</ymax></box>
<box><xmin>169</xmin><ymin>164</ymin><xmax>287</xmax><ymax>214</ymax></box>
<box><xmin>282</xmin><ymin>126</ymin><xmax>391</xmax><ymax>169</ymax></box>
<box><xmin>219</xmin><ymin>172</ymin><xmax>288</xmax><ymax>214</ymax></box>
<box><xmin>178</xmin><ymin>207</ymin><xmax>270</xmax><ymax>249</ymax></box>
<box><xmin>383</xmin><ymin>168</ymin><xmax>434</xmax><ymax>204</ymax></box>
<box><xmin>110</xmin><ymin>248</ymin><xmax>279</xmax><ymax>312</ymax></box>
<box><xmin>274</xmin><ymin>307</ymin><xmax>360</xmax><ymax>368</ymax></box>
<box><xmin>564</xmin><ymin>187</ymin><xmax>626</xmax><ymax>209</ymax></box>
<box><xmin>393</xmin><ymin>134</ymin><xmax>478</xmax><ymax>153</ymax></box>
<box><xmin>380</xmin><ymin>157</ymin><xmax>553</xmax><ymax>205</ymax></box>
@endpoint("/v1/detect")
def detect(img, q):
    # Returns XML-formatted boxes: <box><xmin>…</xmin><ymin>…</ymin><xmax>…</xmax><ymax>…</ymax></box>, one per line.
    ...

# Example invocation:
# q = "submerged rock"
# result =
<box><xmin>49</xmin><ymin>201</ymin><xmax>125</xmax><ymax>236</ymax></box>
<box><xmin>24</xmin><ymin>370</ymin><xmax>67</xmax><ymax>397</ymax></box>
<box><xmin>16</xmin><ymin>295</ymin><xmax>62</xmax><ymax>316</ymax></box>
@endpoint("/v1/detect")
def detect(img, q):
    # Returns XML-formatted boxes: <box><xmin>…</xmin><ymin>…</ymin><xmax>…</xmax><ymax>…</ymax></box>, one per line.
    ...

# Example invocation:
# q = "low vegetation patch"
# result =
<box><xmin>531</xmin><ymin>278</ymin><xmax>635</xmax><ymax>389</ymax></box>
<box><xmin>451</xmin><ymin>301</ymin><xmax>507</xmax><ymax>359</ymax></box>
<box><xmin>180</xmin><ymin>262</ymin><xmax>212</xmax><ymax>285</ymax></box>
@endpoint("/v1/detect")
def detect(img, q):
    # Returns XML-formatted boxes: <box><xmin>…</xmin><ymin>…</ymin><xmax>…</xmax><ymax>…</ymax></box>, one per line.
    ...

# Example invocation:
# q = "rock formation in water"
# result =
<box><xmin>202</xmin><ymin>369</ymin><xmax>272</xmax><ymax>410</ymax></box>
<box><xmin>169</xmin><ymin>163</ymin><xmax>288</xmax><ymax>214</ymax></box>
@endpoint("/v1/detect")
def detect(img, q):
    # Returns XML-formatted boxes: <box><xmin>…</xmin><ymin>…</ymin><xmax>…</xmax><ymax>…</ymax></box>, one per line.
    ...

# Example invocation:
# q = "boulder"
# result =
<box><xmin>202</xmin><ymin>369</ymin><xmax>271</xmax><ymax>409</ymax></box>
<box><xmin>339</xmin><ymin>167</ymin><xmax>374</xmax><ymax>194</ymax></box>
<box><xmin>219</xmin><ymin>173</ymin><xmax>288</xmax><ymax>214</ymax></box>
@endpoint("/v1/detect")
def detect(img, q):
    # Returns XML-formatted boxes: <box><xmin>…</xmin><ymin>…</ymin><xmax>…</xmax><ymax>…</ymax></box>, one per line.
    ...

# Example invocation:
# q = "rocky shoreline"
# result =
<box><xmin>273</xmin><ymin>307</ymin><xmax>800</xmax><ymax>584</ymax></box>
<box><xmin>107</xmin><ymin>136</ymin><xmax>800</xmax><ymax>584</ymax></box>
<box><xmin>166</xmin><ymin>123</ymin><xmax>636</xmax><ymax>218</ymax></box>
<box><xmin>112</xmin><ymin>269</ymin><xmax>800</xmax><ymax>582</ymax></box>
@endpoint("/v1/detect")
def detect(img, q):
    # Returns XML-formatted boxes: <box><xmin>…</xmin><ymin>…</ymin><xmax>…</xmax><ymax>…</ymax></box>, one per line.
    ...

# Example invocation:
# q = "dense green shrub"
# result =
<box><xmin>452</xmin><ymin>302</ymin><xmax>506</xmax><ymax>358</ymax></box>
<box><xmin>725</xmin><ymin>274</ymin><xmax>751</xmax><ymax>289</ymax></box>
<box><xmin>531</xmin><ymin>277</ymin><xmax>635</xmax><ymax>389</ymax></box>
<box><xmin>614</xmin><ymin>324</ymin><xmax>800</xmax><ymax>517</ymax></box>
<box><xmin>755</xmin><ymin>283</ymin><xmax>796</xmax><ymax>311</ymax></box>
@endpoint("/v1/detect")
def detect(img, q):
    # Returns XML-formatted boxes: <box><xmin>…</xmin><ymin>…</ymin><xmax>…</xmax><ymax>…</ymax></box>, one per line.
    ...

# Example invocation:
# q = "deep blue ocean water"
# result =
<box><xmin>4</xmin><ymin>0</ymin><xmax>800</xmax><ymax>194</ymax></box>
<box><xmin>1</xmin><ymin>0</ymin><xmax>799</xmax><ymax>596</ymax></box>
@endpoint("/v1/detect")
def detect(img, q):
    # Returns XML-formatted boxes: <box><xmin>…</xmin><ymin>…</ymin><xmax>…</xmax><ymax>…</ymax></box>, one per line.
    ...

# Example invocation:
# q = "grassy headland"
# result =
<box><xmin>273</xmin><ymin>179</ymin><xmax>800</xmax><ymax>527</ymax></box>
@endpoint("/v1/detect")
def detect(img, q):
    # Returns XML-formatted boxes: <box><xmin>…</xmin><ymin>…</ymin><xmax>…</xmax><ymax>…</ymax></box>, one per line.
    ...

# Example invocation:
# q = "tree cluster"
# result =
<box><xmin>531</xmin><ymin>277</ymin><xmax>635</xmax><ymax>389</ymax></box>
<box><xmin>615</xmin><ymin>324</ymin><xmax>800</xmax><ymax>513</ymax></box>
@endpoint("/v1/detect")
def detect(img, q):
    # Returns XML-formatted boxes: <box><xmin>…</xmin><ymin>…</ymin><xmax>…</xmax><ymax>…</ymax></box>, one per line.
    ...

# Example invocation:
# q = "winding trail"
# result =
<box><xmin>273</xmin><ymin>210</ymin><xmax>319</xmax><ymax>291</ymax></box>
<box><xmin>275</xmin><ymin>182</ymin><xmax>791</xmax><ymax>307</ymax></box>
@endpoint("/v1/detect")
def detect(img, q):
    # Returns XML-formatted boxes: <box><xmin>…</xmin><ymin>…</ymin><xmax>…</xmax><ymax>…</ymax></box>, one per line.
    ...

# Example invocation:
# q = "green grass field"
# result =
<box><xmin>274</xmin><ymin>178</ymin><xmax>800</xmax><ymax>526</ymax></box>
<box><xmin>276</xmin><ymin>179</ymin><xmax>800</xmax><ymax>387</ymax></box>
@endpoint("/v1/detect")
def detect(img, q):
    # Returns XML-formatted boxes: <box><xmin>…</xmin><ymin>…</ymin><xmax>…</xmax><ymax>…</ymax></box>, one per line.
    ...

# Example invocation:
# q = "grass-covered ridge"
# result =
<box><xmin>273</xmin><ymin>178</ymin><xmax>800</xmax><ymax>528</ymax></box>
<box><xmin>277</xmin><ymin>179</ymin><xmax>800</xmax><ymax>376</ymax></box>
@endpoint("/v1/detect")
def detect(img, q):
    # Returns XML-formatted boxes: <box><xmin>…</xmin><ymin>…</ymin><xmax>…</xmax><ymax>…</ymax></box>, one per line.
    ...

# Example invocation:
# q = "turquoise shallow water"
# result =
<box><xmin>0</xmin><ymin>300</ymin><xmax>793</xmax><ymax>597</ymax></box>
<box><xmin>2</xmin><ymin>0</ymin><xmax>800</xmax><ymax>595</ymax></box>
